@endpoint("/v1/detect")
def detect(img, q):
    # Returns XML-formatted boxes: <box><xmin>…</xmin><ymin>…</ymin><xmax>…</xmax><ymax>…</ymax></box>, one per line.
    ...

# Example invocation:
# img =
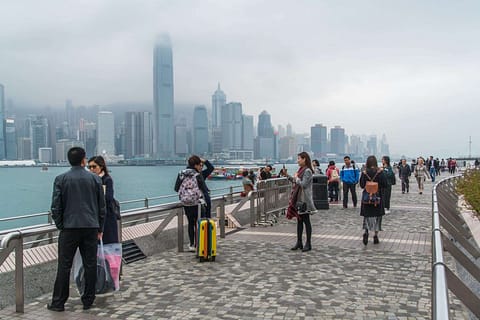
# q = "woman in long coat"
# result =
<box><xmin>287</xmin><ymin>152</ymin><xmax>316</xmax><ymax>252</ymax></box>
<box><xmin>88</xmin><ymin>156</ymin><xmax>119</xmax><ymax>244</ymax></box>
<box><xmin>360</xmin><ymin>155</ymin><xmax>387</xmax><ymax>245</ymax></box>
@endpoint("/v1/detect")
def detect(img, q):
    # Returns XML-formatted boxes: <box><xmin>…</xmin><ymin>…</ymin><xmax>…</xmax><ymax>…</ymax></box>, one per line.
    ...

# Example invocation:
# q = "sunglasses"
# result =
<box><xmin>88</xmin><ymin>165</ymin><xmax>98</xmax><ymax>169</ymax></box>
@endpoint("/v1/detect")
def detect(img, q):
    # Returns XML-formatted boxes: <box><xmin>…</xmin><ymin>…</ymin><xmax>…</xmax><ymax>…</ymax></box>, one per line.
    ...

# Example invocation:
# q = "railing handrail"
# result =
<box><xmin>432</xmin><ymin>174</ymin><xmax>464</xmax><ymax>320</ymax></box>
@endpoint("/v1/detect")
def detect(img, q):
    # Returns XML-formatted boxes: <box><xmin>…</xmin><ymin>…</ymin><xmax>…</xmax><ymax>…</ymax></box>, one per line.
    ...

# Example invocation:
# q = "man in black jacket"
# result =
<box><xmin>48</xmin><ymin>147</ymin><xmax>106</xmax><ymax>312</ymax></box>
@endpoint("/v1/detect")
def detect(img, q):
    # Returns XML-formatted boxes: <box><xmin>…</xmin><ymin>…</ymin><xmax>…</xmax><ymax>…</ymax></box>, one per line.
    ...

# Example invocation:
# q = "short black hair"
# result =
<box><xmin>188</xmin><ymin>155</ymin><xmax>202</xmax><ymax>168</ymax></box>
<box><xmin>67</xmin><ymin>147</ymin><xmax>86</xmax><ymax>166</ymax></box>
<box><xmin>312</xmin><ymin>159</ymin><xmax>320</xmax><ymax>166</ymax></box>
<box><xmin>266</xmin><ymin>165</ymin><xmax>273</xmax><ymax>170</ymax></box>
<box><xmin>344</xmin><ymin>156</ymin><xmax>350</xmax><ymax>160</ymax></box>
<box><xmin>242</xmin><ymin>170</ymin><xmax>249</xmax><ymax>177</ymax></box>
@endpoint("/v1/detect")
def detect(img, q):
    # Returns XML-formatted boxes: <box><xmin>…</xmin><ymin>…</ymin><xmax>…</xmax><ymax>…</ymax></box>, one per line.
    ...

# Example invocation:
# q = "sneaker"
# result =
<box><xmin>47</xmin><ymin>304</ymin><xmax>64</xmax><ymax>312</ymax></box>
<box><xmin>188</xmin><ymin>245</ymin><xmax>196</xmax><ymax>252</ymax></box>
<box><xmin>373</xmin><ymin>235</ymin><xmax>379</xmax><ymax>244</ymax></box>
<box><xmin>385</xmin><ymin>209</ymin><xmax>390</xmax><ymax>214</ymax></box>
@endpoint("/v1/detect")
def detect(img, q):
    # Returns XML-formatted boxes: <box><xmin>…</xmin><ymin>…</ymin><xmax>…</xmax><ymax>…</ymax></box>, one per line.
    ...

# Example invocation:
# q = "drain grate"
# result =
<box><xmin>122</xmin><ymin>240</ymin><xmax>147</xmax><ymax>264</ymax></box>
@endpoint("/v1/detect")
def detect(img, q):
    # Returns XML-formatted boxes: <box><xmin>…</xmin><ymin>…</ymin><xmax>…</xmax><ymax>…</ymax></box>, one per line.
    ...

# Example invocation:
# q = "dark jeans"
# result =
<box><xmin>51</xmin><ymin>228</ymin><xmax>98</xmax><ymax>308</ymax></box>
<box><xmin>297</xmin><ymin>214</ymin><xmax>312</xmax><ymax>245</ymax></box>
<box><xmin>184</xmin><ymin>206</ymin><xmax>199</xmax><ymax>246</ymax></box>
<box><xmin>342</xmin><ymin>183</ymin><xmax>357</xmax><ymax>207</ymax></box>
<box><xmin>383</xmin><ymin>185</ymin><xmax>392</xmax><ymax>210</ymax></box>
<box><xmin>401</xmin><ymin>177</ymin><xmax>409</xmax><ymax>192</ymax></box>
<box><xmin>328</xmin><ymin>182</ymin><xmax>339</xmax><ymax>201</ymax></box>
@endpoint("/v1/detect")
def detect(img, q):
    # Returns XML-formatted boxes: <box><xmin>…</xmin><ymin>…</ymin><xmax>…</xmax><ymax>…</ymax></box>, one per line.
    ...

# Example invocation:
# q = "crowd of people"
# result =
<box><xmin>47</xmin><ymin>147</ymin><xmax>473</xmax><ymax>311</ymax></box>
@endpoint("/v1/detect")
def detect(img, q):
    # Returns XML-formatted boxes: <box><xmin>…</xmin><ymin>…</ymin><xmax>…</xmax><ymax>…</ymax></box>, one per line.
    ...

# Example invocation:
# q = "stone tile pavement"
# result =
<box><xmin>0</xmin><ymin>178</ymin><xmax>470</xmax><ymax>319</ymax></box>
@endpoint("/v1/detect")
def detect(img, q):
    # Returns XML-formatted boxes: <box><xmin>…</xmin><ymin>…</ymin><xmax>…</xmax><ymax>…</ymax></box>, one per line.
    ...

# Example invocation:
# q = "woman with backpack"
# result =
<box><xmin>174</xmin><ymin>155</ymin><xmax>214</xmax><ymax>252</ymax></box>
<box><xmin>326</xmin><ymin>161</ymin><xmax>340</xmax><ymax>203</ymax></box>
<box><xmin>360</xmin><ymin>155</ymin><xmax>387</xmax><ymax>245</ymax></box>
<box><xmin>381</xmin><ymin>156</ymin><xmax>396</xmax><ymax>214</ymax></box>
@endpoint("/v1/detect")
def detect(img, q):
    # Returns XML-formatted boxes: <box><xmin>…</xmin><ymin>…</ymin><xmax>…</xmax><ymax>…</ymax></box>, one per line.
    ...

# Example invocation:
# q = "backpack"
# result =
<box><xmin>330</xmin><ymin>168</ymin><xmax>339</xmax><ymax>181</ymax></box>
<box><xmin>362</xmin><ymin>170</ymin><xmax>381</xmax><ymax>206</ymax></box>
<box><xmin>178</xmin><ymin>173</ymin><xmax>203</xmax><ymax>206</ymax></box>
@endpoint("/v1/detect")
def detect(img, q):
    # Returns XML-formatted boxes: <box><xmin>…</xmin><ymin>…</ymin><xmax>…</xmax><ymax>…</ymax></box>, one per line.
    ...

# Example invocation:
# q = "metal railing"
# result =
<box><xmin>432</xmin><ymin>174</ymin><xmax>480</xmax><ymax>319</ymax></box>
<box><xmin>0</xmin><ymin>181</ymin><xmax>292</xmax><ymax>313</ymax></box>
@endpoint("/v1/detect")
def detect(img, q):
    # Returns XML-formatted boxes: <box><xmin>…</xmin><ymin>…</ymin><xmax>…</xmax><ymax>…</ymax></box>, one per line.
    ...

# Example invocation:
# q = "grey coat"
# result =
<box><xmin>295</xmin><ymin>168</ymin><xmax>316</xmax><ymax>213</ymax></box>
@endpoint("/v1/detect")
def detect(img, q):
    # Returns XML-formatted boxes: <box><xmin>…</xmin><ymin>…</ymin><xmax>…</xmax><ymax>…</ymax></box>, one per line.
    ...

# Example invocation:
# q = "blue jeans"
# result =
<box><xmin>430</xmin><ymin>167</ymin><xmax>436</xmax><ymax>182</ymax></box>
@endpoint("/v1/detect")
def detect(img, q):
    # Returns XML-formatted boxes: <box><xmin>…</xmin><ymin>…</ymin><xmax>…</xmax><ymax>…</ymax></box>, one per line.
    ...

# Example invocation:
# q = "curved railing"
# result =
<box><xmin>432</xmin><ymin>173</ymin><xmax>480</xmax><ymax>319</ymax></box>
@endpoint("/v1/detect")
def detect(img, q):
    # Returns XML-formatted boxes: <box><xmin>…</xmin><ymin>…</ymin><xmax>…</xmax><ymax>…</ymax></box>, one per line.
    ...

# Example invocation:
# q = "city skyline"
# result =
<box><xmin>1</xmin><ymin>1</ymin><xmax>479</xmax><ymax>157</ymax></box>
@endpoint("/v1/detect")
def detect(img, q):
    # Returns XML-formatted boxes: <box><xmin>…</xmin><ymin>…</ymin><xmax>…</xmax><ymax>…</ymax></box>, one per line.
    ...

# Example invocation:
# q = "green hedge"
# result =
<box><xmin>456</xmin><ymin>169</ymin><xmax>480</xmax><ymax>215</ymax></box>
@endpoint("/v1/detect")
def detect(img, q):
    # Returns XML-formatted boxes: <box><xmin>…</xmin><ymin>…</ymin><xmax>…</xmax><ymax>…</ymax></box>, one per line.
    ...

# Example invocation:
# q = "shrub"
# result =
<box><xmin>456</xmin><ymin>169</ymin><xmax>480</xmax><ymax>215</ymax></box>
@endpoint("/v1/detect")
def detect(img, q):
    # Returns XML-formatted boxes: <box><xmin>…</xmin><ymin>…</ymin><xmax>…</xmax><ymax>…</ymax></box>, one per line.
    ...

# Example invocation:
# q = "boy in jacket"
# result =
<box><xmin>340</xmin><ymin>156</ymin><xmax>359</xmax><ymax>208</ymax></box>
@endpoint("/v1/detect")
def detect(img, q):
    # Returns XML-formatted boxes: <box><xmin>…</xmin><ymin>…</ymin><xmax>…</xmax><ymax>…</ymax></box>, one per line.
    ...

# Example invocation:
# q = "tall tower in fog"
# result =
<box><xmin>97</xmin><ymin>111</ymin><xmax>115</xmax><ymax>156</ymax></box>
<box><xmin>0</xmin><ymin>84</ymin><xmax>5</xmax><ymax>159</ymax></box>
<box><xmin>153</xmin><ymin>34</ymin><xmax>174</xmax><ymax>159</ymax></box>
<box><xmin>212</xmin><ymin>83</ymin><xmax>226</xmax><ymax>128</ymax></box>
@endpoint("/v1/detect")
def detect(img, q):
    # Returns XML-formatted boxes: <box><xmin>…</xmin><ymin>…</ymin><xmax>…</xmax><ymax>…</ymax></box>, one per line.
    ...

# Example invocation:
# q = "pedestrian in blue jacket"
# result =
<box><xmin>340</xmin><ymin>156</ymin><xmax>359</xmax><ymax>208</ymax></box>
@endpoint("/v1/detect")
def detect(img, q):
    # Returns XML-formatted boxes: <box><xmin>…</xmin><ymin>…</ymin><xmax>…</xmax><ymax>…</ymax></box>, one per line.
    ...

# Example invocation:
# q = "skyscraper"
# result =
<box><xmin>257</xmin><ymin>111</ymin><xmax>274</xmax><ymax>138</ymax></box>
<box><xmin>125</xmin><ymin>111</ymin><xmax>153</xmax><ymax>159</ymax></box>
<box><xmin>193</xmin><ymin>105</ymin><xmax>209</xmax><ymax>155</ymax></box>
<box><xmin>97</xmin><ymin>111</ymin><xmax>115</xmax><ymax>156</ymax></box>
<box><xmin>330</xmin><ymin>126</ymin><xmax>346</xmax><ymax>155</ymax></box>
<box><xmin>221</xmin><ymin>102</ymin><xmax>242</xmax><ymax>151</ymax></box>
<box><xmin>153</xmin><ymin>34</ymin><xmax>174</xmax><ymax>159</ymax></box>
<box><xmin>28</xmin><ymin>116</ymin><xmax>49</xmax><ymax>160</ymax></box>
<box><xmin>5</xmin><ymin>118</ymin><xmax>17</xmax><ymax>160</ymax></box>
<box><xmin>0</xmin><ymin>84</ymin><xmax>6</xmax><ymax>159</ymax></box>
<box><xmin>241</xmin><ymin>115</ymin><xmax>254</xmax><ymax>151</ymax></box>
<box><xmin>212</xmin><ymin>83</ymin><xmax>226</xmax><ymax>128</ymax></box>
<box><xmin>310</xmin><ymin>124</ymin><xmax>327</xmax><ymax>156</ymax></box>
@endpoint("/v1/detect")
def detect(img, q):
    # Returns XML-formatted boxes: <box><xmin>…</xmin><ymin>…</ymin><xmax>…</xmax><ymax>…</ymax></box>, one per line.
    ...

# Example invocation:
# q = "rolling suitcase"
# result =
<box><xmin>196</xmin><ymin>204</ymin><xmax>216</xmax><ymax>262</ymax></box>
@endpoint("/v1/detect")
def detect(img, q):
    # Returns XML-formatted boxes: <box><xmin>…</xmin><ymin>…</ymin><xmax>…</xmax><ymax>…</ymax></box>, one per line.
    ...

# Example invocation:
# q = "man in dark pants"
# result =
<box><xmin>48</xmin><ymin>147</ymin><xmax>105</xmax><ymax>312</ymax></box>
<box><xmin>340</xmin><ymin>156</ymin><xmax>359</xmax><ymax>208</ymax></box>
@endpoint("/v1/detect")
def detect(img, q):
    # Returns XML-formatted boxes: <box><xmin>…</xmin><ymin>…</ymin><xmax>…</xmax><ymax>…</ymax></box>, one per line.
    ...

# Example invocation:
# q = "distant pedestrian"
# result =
<box><xmin>286</xmin><ymin>152</ymin><xmax>316</xmax><ymax>252</ymax></box>
<box><xmin>326</xmin><ymin>161</ymin><xmax>340</xmax><ymax>203</ymax></box>
<box><xmin>381</xmin><ymin>156</ymin><xmax>396</xmax><ymax>214</ymax></box>
<box><xmin>340</xmin><ymin>156</ymin><xmax>359</xmax><ymax>208</ymax></box>
<box><xmin>414</xmin><ymin>157</ymin><xmax>430</xmax><ymax>194</ymax></box>
<box><xmin>48</xmin><ymin>147</ymin><xmax>106</xmax><ymax>312</ymax></box>
<box><xmin>260</xmin><ymin>165</ymin><xmax>273</xmax><ymax>180</ymax></box>
<box><xmin>174</xmin><ymin>156</ymin><xmax>214</xmax><ymax>252</ymax></box>
<box><xmin>435</xmin><ymin>158</ymin><xmax>441</xmax><ymax>176</ymax></box>
<box><xmin>241</xmin><ymin>170</ymin><xmax>254</xmax><ymax>197</ymax></box>
<box><xmin>448</xmin><ymin>158</ymin><xmax>457</xmax><ymax>174</ymax></box>
<box><xmin>88</xmin><ymin>156</ymin><xmax>119</xmax><ymax>244</ymax></box>
<box><xmin>475</xmin><ymin>159</ymin><xmax>480</xmax><ymax>169</ymax></box>
<box><xmin>427</xmin><ymin>156</ymin><xmax>436</xmax><ymax>183</ymax></box>
<box><xmin>360</xmin><ymin>155</ymin><xmax>387</xmax><ymax>245</ymax></box>
<box><xmin>398</xmin><ymin>159</ymin><xmax>411</xmax><ymax>194</ymax></box>
<box><xmin>410</xmin><ymin>159</ymin><xmax>417</xmax><ymax>174</ymax></box>
<box><xmin>312</xmin><ymin>159</ymin><xmax>323</xmax><ymax>175</ymax></box>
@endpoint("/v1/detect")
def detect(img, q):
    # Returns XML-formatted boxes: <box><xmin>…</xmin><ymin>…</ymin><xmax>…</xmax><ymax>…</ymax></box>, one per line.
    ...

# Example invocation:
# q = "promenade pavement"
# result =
<box><xmin>0</xmin><ymin>175</ymin><xmax>469</xmax><ymax>319</ymax></box>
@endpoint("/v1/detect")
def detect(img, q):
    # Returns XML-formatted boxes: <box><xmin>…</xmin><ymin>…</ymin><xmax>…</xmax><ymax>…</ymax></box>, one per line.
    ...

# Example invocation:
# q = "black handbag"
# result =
<box><xmin>296</xmin><ymin>188</ymin><xmax>307</xmax><ymax>212</ymax></box>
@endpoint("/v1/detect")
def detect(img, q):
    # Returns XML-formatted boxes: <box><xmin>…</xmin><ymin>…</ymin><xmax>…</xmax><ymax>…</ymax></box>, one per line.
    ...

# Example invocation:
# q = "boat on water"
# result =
<box><xmin>207</xmin><ymin>166</ymin><xmax>261</xmax><ymax>180</ymax></box>
<box><xmin>41</xmin><ymin>165</ymin><xmax>48</xmax><ymax>172</ymax></box>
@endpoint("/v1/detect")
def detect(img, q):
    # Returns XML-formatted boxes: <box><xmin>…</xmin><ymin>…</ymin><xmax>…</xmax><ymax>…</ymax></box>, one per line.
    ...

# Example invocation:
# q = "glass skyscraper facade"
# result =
<box><xmin>211</xmin><ymin>83</ymin><xmax>226</xmax><ymax>128</ymax></box>
<box><xmin>193</xmin><ymin>105</ymin><xmax>209</xmax><ymax>155</ymax></box>
<box><xmin>97</xmin><ymin>111</ymin><xmax>115</xmax><ymax>156</ymax></box>
<box><xmin>153</xmin><ymin>34</ymin><xmax>174</xmax><ymax>159</ymax></box>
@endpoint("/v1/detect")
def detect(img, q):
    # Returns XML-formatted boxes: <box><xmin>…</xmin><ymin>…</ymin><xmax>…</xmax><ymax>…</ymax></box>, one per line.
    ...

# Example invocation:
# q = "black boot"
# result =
<box><xmin>291</xmin><ymin>241</ymin><xmax>303</xmax><ymax>250</ymax></box>
<box><xmin>363</xmin><ymin>232</ymin><xmax>368</xmax><ymax>245</ymax></box>
<box><xmin>302</xmin><ymin>243</ymin><xmax>312</xmax><ymax>252</ymax></box>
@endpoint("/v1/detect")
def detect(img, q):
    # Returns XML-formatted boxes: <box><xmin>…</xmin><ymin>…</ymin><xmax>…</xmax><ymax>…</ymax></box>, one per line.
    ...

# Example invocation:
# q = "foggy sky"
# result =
<box><xmin>1</xmin><ymin>0</ymin><xmax>479</xmax><ymax>158</ymax></box>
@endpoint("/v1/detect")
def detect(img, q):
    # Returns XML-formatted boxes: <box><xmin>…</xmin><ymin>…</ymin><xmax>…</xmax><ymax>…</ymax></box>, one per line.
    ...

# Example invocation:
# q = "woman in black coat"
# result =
<box><xmin>360</xmin><ymin>155</ymin><xmax>387</xmax><ymax>245</ymax></box>
<box><xmin>88</xmin><ymin>156</ymin><xmax>119</xmax><ymax>244</ymax></box>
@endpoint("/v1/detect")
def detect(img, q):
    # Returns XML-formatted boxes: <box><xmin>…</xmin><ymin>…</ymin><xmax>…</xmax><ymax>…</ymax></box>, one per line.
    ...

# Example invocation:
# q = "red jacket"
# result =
<box><xmin>326</xmin><ymin>166</ymin><xmax>340</xmax><ymax>183</ymax></box>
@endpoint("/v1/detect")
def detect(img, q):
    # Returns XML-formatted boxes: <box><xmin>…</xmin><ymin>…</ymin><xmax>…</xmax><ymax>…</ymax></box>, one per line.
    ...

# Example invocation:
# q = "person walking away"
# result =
<box><xmin>398</xmin><ymin>159</ymin><xmax>411</xmax><ymax>194</ymax></box>
<box><xmin>286</xmin><ymin>152</ymin><xmax>316</xmax><ymax>252</ymax></box>
<box><xmin>174</xmin><ymin>156</ymin><xmax>214</xmax><ymax>252</ymax></box>
<box><xmin>48</xmin><ymin>147</ymin><xmax>106</xmax><ymax>312</ymax></box>
<box><xmin>88</xmin><ymin>156</ymin><xmax>118</xmax><ymax>244</ymax></box>
<box><xmin>475</xmin><ymin>159</ymin><xmax>480</xmax><ymax>170</ymax></box>
<box><xmin>381</xmin><ymin>156</ymin><xmax>396</xmax><ymax>214</ymax></box>
<box><xmin>326</xmin><ymin>161</ymin><xmax>340</xmax><ymax>203</ymax></box>
<box><xmin>414</xmin><ymin>157</ymin><xmax>430</xmax><ymax>194</ymax></box>
<box><xmin>360</xmin><ymin>155</ymin><xmax>387</xmax><ymax>245</ymax></box>
<box><xmin>340</xmin><ymin>156</ymin><xmax>359</xmax><ymax>208</ymax></box>
<box><xmin>427</xmin><ymin>156</ymin><xmax>436</xmax><ymax>183</ymax></box>
<box><xmin>410</xmin><ymin>159</ymin><xmax>417</xmax><ymax>174</ymax></box>
<box><xmin>312</xmin><ymin>159</ymin><xmax>323</xmax><ymax>174</ymax></box>
<box><xmin>435</xmin><ymin>158</ymin><xmax>441</xmax><ymax>176</ymax></box>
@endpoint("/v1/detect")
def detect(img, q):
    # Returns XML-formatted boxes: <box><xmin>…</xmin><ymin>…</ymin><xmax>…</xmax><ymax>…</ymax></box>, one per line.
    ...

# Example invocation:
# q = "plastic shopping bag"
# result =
<box><xmin>102</xmin><ymin>243</ymin><xmax>122</xmax><ymax>291</ymax></box>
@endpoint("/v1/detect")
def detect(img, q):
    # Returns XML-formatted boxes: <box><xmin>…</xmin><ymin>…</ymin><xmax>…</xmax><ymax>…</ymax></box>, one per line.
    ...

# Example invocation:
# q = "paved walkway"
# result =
<box><xmin>0</xmin><ymin>177</ymin><xmax>469</xmax><ymax>319</ymax></box>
